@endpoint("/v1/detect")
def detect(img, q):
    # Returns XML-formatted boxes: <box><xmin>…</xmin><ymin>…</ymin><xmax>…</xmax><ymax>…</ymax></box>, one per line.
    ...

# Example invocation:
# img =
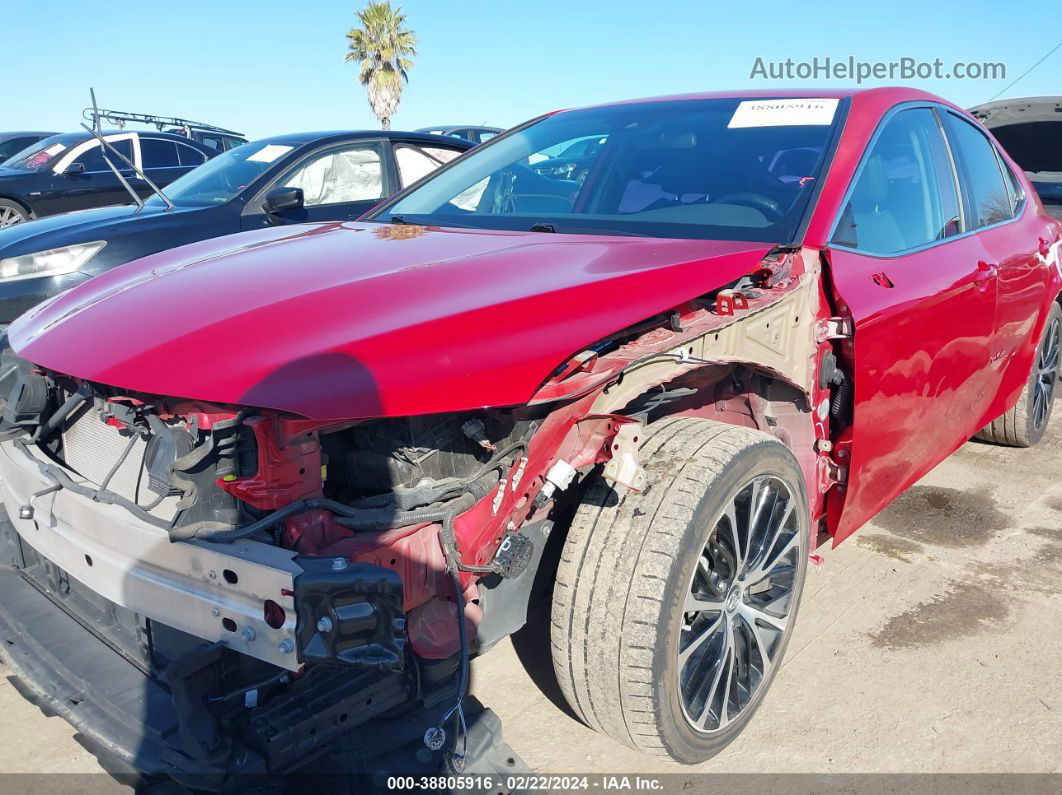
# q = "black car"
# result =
<box><xmin>0</xmin><ymin>132</ymin><xmax>57</xmax><ymax>165</ymax></box>
<box><xmin>0</xmin><ymin>130</ymin><xmax>472</xmax><ymax>324</ymax></box>
<box><xmin>415</xmin><ymin>125</ymin><xmax>503</xmax><ymax>144</ymax></box>
<box><xmin>0</xmin><ymin>130</ymin><xmax>215</xmax><ymax>228</ymax></box>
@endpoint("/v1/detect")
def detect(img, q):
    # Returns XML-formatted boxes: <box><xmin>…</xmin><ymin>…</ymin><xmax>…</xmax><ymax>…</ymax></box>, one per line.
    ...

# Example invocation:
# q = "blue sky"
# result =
<box><xmin>3</xmin><ymin>0</ymin><xmax>1059</xmax><ymax>139</ymax></box>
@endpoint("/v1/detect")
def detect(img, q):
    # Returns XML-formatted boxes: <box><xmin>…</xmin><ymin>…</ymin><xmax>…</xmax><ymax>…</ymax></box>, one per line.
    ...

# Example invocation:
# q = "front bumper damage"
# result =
<box><xmin>0</xmin><ymin>438</ymin><xmax>520</xmax><ymax>787</ymax></box>
<box><xmin>0</xmin><ymin>440</ymin><xmax>306</xmax><ymax>670</ymax></box>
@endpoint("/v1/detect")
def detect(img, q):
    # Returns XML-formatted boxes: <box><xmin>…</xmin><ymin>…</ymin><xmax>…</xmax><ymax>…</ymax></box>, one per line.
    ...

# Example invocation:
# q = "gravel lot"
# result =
<box><xmin>0</xmin><ymin>426</ymin><xmax>1059</xmax><ymax>786</ymax></box>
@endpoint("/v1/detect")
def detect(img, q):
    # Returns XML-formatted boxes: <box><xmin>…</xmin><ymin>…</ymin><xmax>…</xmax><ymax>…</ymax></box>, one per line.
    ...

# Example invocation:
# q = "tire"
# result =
<box><xmin>550</xmin><ymin>416</ymin><xmax>810</xmax><ymax>763</ymax></box>
<box><xmin>0</xmin><ymin>199</ymin><xmax>30</xmax><ymax>229</ymax></box>
<box><xmin>977</xmin><ymin>302</ymin><xmax>1061</xmax><ymax>448</ymax></box>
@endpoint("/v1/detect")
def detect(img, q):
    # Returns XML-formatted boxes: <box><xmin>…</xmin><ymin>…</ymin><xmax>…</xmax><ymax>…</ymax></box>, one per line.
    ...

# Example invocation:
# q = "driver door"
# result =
<box><xmin>38</xmin><ymin>136</ymin><xmax>136</xmax><ymax>215</ymax></box>
<box><xmin>242</xmin><ymin>141</ymin><xmax>391</xmax><ymax>229</ymax></box>
<box><xmin>828</xmin><ymin>106</ymin><xmax>999</xmax><ymax>543</ymax></box>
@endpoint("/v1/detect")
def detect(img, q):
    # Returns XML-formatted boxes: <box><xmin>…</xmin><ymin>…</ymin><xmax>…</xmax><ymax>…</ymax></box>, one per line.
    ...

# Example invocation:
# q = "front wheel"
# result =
<box><xmin>550</xmin><ymin>417</ymin><xmax>809</xmax><ymax>763</ymax></box>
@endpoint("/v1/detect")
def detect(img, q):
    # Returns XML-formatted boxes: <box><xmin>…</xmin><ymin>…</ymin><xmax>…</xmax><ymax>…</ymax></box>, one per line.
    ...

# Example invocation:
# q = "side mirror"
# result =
<box><xmin>263</xmin><ymin>187</ymin><xmax>304</xmax><ymax>213</ymax></box>
<box><xmin>64</xmin><ymin>162</ymin><xmax>85</xmax><ymax>176</ymax></box>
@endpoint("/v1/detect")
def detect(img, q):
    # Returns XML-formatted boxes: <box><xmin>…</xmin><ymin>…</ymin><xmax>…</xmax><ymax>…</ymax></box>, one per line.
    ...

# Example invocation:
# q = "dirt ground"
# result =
<box><xmin>0</xmin><ymin>426</ymin><xmax>1059</xmax><ymax>784</ymax></box>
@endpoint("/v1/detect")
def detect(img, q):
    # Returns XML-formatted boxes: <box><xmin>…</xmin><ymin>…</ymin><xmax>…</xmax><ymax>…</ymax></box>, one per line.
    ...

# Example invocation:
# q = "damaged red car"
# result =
<box><xmin>0</xmin><ymin>87</ymin><xmax>1059</xmax><ymax>786</ymax></box>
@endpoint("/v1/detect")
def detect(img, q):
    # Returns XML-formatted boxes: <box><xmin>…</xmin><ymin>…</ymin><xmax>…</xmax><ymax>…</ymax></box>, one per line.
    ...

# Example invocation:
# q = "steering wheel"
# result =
<box><xmin>713</xmin><ymin>192</ymin><xmax>783</xmax><ymax>222</ymax></box>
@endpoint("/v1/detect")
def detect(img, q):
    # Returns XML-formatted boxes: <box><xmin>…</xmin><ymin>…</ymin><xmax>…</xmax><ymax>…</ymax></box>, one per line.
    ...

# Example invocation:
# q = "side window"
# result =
<box><xmin>177</xmin><ymin>144</ymin><xmax>207</xmax><ymax>167</ymax></box>
<box><xmin>281</xmin><ymin>143</ymin><xmax>384</xmax><ymax>206</ymax></box>
<box><xmin>75</xmin><ymin>139</ymin><xmax>134</xmax><ymax>172</ymax></box>
<box><xmin>996</xmin><ymin>149</ymin><xmax>1025</xmax><ymax>217</ymax></box>
<box><xmin>198</xmin><ymin>135</ymin><xmax>223</xmax><ymax>153</ymax></box>
<box><xmin>832</xmin><ymin>108</ymin><xmax>960</xmax><ymax>255</ymax></box>
<box><xmin>141</xmin><ymin>139</ymin><xmax>180</xmax><ymax>169</ymax></box>
<box><xmin>942</xmin><ymin>113</ymin><xmax>1013</xmax><ymax>228</ymax></box>
<box><xmin>478</xmin><ymin>131</ymin><xmax>497</xmax><ymax>143</ymax></box>
<box><xmin>394</xmin><ymin>144</ymin><xmax>463</xmax><ymax>187</ymax></box>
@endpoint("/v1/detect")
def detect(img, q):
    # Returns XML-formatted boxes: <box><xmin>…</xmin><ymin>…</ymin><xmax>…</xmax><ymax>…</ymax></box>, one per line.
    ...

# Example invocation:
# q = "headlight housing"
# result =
<box><xmin>0</xmin><ymin>241</ymin><xmax>106</xmax><ymax>283</ymax></box>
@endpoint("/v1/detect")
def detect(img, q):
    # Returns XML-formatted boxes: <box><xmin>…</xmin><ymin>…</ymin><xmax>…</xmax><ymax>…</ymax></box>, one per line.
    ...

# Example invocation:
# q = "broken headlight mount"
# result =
<box><xmin>293</xmin><ymin>555</ymin><xmax>407</xmax><ymax>669</ymax></box>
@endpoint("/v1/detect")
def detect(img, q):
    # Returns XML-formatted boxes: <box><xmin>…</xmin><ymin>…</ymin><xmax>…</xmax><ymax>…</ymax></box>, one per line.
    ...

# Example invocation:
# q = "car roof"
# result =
<box><xmin>547</xmin><ymin>87</ymin><xmax>966</xmax><ymax>132</ymax></box>
<box><xmin>252</xmin><ymin>130</ymin><xmax>477</xmax><ymax>148</ymax></box>
<box><xmin>415</xmin><ymin>125</ymin><xmax>503</xmax><ymax>133</ymax></box>
<box><xmin>0</xmin><ymin>131</ymin><xmax>57</xmax><ymax>139</ymax></box>
<box><xmin>32</xmin><ymin>130</ymin><xmax>212</xmax><ymax>145</ymax></box>
<box><xmin>559</xmin><ymin>86</ymin><xmax>955</xmax><ymax>113</ymax></box>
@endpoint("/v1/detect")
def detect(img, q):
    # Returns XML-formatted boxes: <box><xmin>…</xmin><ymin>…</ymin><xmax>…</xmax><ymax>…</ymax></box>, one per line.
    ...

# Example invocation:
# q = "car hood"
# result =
<box><xmin>8</xmin><ymin>222</ymin><xmax>775</xmax><ymax>420</ymax></box>
<box><xmin>0</xmin><ymin>204</ymin><xmax>193</xmax><ymax>257</ymax></box>
<box><xmin>969</xmin><ymin>96</ymin><xmax>1062</xmax><ymax>127</ymax></box>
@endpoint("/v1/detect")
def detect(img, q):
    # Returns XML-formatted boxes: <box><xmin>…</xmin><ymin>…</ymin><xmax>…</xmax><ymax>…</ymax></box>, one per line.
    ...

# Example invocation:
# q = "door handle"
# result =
<box><xmin>870</xmin><ymin>271</ymin><xmax>894</xmax><ymax>288</ymax></box>
<box><xmin>974</xmin><ymin>260</ymin><xmax>997</xmax><ymax>289</ymax></box>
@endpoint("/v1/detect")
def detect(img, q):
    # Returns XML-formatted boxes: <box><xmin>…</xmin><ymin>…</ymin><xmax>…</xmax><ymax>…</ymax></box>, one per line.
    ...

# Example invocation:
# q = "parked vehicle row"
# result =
<box><xmin>0</xmin><ymin>131</ymin><xmax>216</xmax><ymax>229</ymax></box>
<box><xmin>0</xmin><ymin>88</ymin><xmax>1058</xmax><ymax>787</ymax></box>
<box><xmin>0</xmin><ymin>131</ymin><xmax>471</xmax><ymax>324</ymax></box>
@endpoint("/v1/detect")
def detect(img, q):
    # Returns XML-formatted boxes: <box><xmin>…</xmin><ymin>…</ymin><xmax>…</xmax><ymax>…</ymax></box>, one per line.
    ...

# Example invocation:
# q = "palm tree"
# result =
<box><xmin>345</xmin><ymin>2</ymin><xmax>416</xmax><ymax>130</ymax></box>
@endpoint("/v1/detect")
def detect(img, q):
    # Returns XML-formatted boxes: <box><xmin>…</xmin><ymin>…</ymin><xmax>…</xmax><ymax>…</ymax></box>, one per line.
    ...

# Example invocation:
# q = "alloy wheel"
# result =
<box><xmin>0</xmin><ymin>206</ymin><xmax>26</xmax><ymax>228</ymax></box>
<box><xmin>1033</xmin><ymin>316</ymin><xmax>1060</xmax><ymax>431</ymax></box>
<box><xmin>677</xmin><ymin>475</ymin><xmax>804</xmax><ymax>733</ymax></box>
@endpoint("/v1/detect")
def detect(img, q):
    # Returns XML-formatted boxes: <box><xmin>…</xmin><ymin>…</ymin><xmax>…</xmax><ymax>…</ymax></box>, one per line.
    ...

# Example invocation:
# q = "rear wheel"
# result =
<box><xmin>977</xmin><ymin>302</ymin><xmax>1061</xmax><ymax>447</ymax></box>
<box><xmin>0</xmin><ymin>199</ymin><xmax>30</xmax><ymax>228</ymax></box>
<box><xmin>550</xmin><ymin>417</ymin><xmax>809</xmax><ymax>762</ymax></box>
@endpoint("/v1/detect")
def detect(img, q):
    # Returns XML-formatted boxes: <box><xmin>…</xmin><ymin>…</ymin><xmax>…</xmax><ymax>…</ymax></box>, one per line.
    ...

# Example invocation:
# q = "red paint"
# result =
<box><xmin>7</xmin><ymin>226</ymin><xmax>770</xmax><ymax>420</ymax></box>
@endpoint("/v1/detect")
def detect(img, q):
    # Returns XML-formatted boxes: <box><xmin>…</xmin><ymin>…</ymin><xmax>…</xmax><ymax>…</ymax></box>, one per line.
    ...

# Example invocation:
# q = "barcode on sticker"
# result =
<box><xmin>728</xmin><ymin>98</ymin><xmax>839</xmax><ymax>128</ymax></box>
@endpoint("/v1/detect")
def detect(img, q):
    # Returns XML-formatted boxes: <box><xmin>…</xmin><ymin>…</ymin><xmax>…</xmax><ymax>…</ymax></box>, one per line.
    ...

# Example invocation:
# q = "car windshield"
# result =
<box><xmin>146</xmin><ymin>141</ymin><xmax>296</xmax><ymax>207</ymax></box>
<box><xmin>2</xmin><ymin>133</ymin><xmax>82</xmax><ymax>170</ymax></box>
<box><xmin>371</xmin><ymin>98</ymin><xmax>842</xmax><ymax>242</ymax></box>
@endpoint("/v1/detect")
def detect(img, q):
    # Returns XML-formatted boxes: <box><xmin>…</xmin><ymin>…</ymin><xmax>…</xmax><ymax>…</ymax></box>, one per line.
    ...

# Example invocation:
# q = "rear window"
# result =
<box><xmin>141</xmin><ymin>138</ymin><xmax>180</xmax><ymax>169</ymax></box>
<box><xmin>943</xmin><ymin>113</ymin><xmax>1013</xmax><ymax>229</ymax></box>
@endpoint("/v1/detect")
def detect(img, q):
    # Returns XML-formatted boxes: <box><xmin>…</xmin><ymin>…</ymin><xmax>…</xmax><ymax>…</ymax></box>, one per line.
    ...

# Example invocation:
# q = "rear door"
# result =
<box><xmin>940</xmin><ymin>110</ymin><xmax>1055</xmax><ymax>422</ymax></box>
<box><xmin>827</xmin><ymin>105</ymin><xmax>999</xmax><ymax>542</ymax></box>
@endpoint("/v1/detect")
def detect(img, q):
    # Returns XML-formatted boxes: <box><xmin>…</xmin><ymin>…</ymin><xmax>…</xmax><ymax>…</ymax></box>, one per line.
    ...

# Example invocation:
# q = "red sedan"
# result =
<box><xmin>0</xmin><ymin>86</ymin><xmax>1058</xmax><ymax>780</ymax></box>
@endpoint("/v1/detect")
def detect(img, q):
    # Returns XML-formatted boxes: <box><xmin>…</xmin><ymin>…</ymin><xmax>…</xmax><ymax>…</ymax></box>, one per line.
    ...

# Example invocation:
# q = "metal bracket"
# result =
<box><xmin>602</xmin><ymin>422</ymin><xmax>647</xmax><ymax>492</ymax></box>
<box><xmin>715</xmin><ymin>290</ymin><xmax>750</xmax><ymax>316</ymax></box>
<box><xmin>825</xmin><ymin>457</ymin><xmax>848</xmax><ymax>484</ymax></box>
<box><xmin>816</xmin><ymin>316</ymin><xmax>854</xmax><ymax>343</ymax></box>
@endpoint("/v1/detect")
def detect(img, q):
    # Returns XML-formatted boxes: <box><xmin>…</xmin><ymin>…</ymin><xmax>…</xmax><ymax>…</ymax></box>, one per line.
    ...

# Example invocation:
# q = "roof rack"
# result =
<box><xmin>82</xmin><ymin>107</ymin><xmax>243</xmax><ymax>138</ymax></box>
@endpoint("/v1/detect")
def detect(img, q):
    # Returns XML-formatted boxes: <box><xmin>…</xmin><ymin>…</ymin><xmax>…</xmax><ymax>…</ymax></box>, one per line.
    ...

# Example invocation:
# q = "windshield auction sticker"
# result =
<box><xmin>728</xmin><ymin>98</ymin><xmax>839</xmax><ymax>128</ymax></box>
<box><xmin>247</xmin><ymin>144</ymin><xmax>294</xmax><ymax>163</ymax></box>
